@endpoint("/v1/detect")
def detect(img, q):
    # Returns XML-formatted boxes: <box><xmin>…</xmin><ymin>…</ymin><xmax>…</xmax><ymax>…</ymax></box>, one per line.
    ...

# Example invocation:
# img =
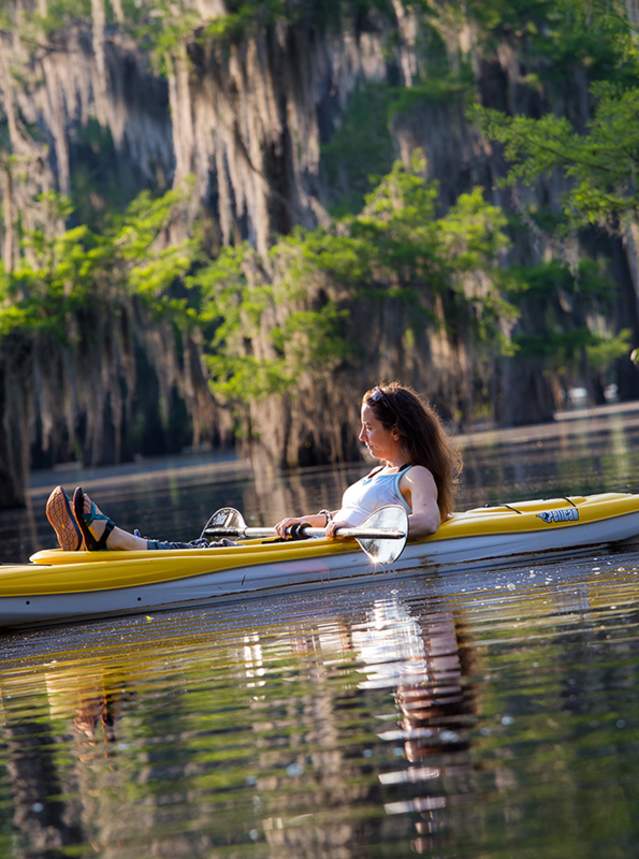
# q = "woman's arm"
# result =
<box><xmin>401</xmin><ymin>466</ymin><xmax>441</xmax><ymax>537</ymax></box>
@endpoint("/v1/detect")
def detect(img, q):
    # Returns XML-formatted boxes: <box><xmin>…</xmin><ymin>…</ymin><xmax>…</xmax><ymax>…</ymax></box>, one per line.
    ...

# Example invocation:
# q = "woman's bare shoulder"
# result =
<box><xmin>402</xmin><ymin>465</ymin><xmax>435</xmax><ymax>482</ymax></box>
<box><xmin>400</xmin><ymin>465</ymin><xmax>437</xmax><ymax>495</ymax></box>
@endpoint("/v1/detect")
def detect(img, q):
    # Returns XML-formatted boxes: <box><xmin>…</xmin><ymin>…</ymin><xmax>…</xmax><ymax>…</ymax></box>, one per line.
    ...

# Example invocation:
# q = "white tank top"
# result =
<box><xmin>336</xmin><ymin>464</ymin><xmax>412</xmax><ymax>526</ymax></box>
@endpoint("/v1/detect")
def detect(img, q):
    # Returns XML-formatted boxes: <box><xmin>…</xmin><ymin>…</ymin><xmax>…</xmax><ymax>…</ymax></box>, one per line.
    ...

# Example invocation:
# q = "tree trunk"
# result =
<box><xmin>0</xmin><ymin>352</ymin><xmax>29</xmax><ymax>509</ymax></box>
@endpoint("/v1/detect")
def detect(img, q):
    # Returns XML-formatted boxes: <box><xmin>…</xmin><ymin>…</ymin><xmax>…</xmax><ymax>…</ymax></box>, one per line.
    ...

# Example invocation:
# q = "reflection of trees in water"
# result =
<box><xmin>459</xmin><ymin>418</ymin><xmax>639</xmax><ymax>509</ymax></box>
<box><xmin>5</xmin><ymin>668</ymin><xmax>140</xmax><ymax>859</ymax></box>
<box><xmin>62</xmin><ymin>658</ymin><xmax>267</xmax><ymax>859</ymax></box>
<box><xmin>246</xmin><ymin>462</ymin><xmax>363</xmax><ymax>525</ymax></box>
<box><xmin>2</xmin><ymin>716</ymin><xmax>84</xmax><ymax>858</ymax></box>
<box><xmin>0</xmin><ymin>598</ymin><xmax>480</xmax><ymax>858</ymax></box>
<box><xmin>0</xmin><ymin>665</ymin><xmax>137</xmax><ymax>857</ymax></box>
<box><xmin>0</xmin><ymin>657</ymin><xmax>247</xmax><ymax>859</ymax></box>
<box><xmin>243</xmin><ymin>623</ymin><xmax>370</xmax><ymax>859</ymax></box>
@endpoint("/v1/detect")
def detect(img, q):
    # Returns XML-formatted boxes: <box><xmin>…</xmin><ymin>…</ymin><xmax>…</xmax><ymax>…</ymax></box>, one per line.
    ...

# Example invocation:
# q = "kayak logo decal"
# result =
<box><xmin>537</xmin><ymin>508</ymin><xmax>579</xmax><ymax>524</ymax></box>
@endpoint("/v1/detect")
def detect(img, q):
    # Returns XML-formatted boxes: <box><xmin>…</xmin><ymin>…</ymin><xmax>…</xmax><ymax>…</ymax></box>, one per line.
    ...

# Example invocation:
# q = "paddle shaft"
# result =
<box><xmin>204</xmin><ymin>525</ymin><xmax>406</xmax><ymax>540</ymax></box>
<box><xmin>200</xmin><ymin>504</ymin><xmax>409</xmax><ymax>564</ymax></box>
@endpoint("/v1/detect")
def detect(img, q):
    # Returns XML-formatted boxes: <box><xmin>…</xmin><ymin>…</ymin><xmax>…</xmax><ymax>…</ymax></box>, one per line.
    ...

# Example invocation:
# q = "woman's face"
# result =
<box><xmin>359</xmin><ymin>403</ymin><xmax>398</xmax><ymax>460</ymax></box>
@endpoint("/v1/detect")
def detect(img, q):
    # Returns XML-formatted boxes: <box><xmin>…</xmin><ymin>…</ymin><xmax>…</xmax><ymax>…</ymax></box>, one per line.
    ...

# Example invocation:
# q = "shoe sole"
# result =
<box><xmin>45</xmin><ymin>486</ymin><xmax>83</xmax><ymax>551</ymax></box>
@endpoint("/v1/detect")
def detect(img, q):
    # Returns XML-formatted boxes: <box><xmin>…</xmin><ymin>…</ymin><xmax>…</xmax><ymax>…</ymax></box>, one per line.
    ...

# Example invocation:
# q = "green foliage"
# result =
<box><xmin>466</xmin><ymin>0</ymin><xmax>639</xmax><ymax>85</ymax></box>
<box><xmin>470</xmin><ymin>0</ymin><xmax>639</xmax><ymax>228</ymax></box>
<box><xmin>271</xmin><ymin>304</ymin><xmax>351</xmax><ymax>366</ymax></box>
<box><xmin>474</xmin><ymin>86</ymin><xmax>639</xmax><ymax>227</ymax></box>
<box><xmin>504</xmin><ymin>259</ymin><xmax>615</xmax><ymax>301</ymax></box>
<box><xmin>346</xmin><ymin>153</ymin><xmax>510</xmax><ymax>315</ymax></box>
<box><xmin>2</xmin><ymin>0</ymin><xmax>631</xmax><ymax>439</ymax></box>
<box><xmin>501</xmin><ymin>260</ymin><xmax>626</xmax><ymax>377</ymax></box>
<box><xmin>198</xmin><ymin>0</ymin><xmax>288</xmax><ymax>41</ymax></box>
<box><xmin>0</xmin><ymin>212</ymin><xmax>103</xmax><ymax>341</ymax></box>
<box><xmin>113</xmin><ymin>188</ymin><xmax>199</xmax><ymax>317</ymax></box>
<box><xmin>0</xmin><ymin>187</ymin><xmax>198</xmax><ymax>344</ymax></box>
<box><xmin>320</xmin><ymin>69</ymin><xmax>474</xmax><ymax>216</ymax></box>
<box><xmin>388</xmin><ymin>70</ymin><xmax>474</xmax><ymax>117</ymax></box>
<box><xmin>190</xmin><ymin>245</ymin><xmax>290</xmax><ymax>401</ymax></box>
<box><xmin>513</xmin><ymin>327</ymin><xmax>630</xmax><ymax>370</ymax></box>
<box><xmin>31</xmin><ymin>0</ymin><xmax>92</xmax><ymax>36</ymax></box>
<box><xmin>194</xmin><ymin>152</ymin><xmax>513</xmax><ymax>412</ymax></box>
<box><xmin>271</xmin><ymin>152</ymin><xmax>510</xmax><ymax>340</ymax></box>
<box><xmin>206</xmin><ymin>353</ymin><xmax>290</xmax><ymax>403</ymax></box>
<box><xmin>193</xmin><ymin>243</ymin><xmax>351</xmax><ymax>403</ymax></box>
<box><xmin>464</xmin><ymin>1</ymin><xmax>639</xmax><ymax>398</ymax></box>
<box><xmin>586</xmin><ymin>328</ymin><xmax>632</xmax><ymax>370</ymax></box>
<box><xmin>320</xmin><ymin>83</ymin><xmax>395</xmax><ymax>217</ymax></box>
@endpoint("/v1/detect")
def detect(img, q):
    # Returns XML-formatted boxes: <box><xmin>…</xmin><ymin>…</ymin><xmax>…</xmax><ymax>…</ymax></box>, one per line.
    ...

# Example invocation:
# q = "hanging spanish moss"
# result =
<box><xmin>1</xmin><ymin>0</ymin><xmax>638</xmax><ymax>508</ymax></box>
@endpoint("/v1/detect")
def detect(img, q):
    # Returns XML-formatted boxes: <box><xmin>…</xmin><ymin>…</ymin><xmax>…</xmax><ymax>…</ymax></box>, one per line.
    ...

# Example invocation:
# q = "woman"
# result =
<box><xmin>275</xmin><ymin>382</ymin><xmax>460</xmax><ymax>539</ymax></box>
<box><xmin>45</xmin><ymin>383</ymin><xmax>461</xmax><ymax>551</ymax></box>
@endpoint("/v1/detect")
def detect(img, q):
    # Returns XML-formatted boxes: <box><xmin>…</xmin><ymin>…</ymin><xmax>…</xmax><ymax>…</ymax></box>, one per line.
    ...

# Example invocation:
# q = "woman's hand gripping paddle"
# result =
<box><xmin>201</xmin><ymin>505</ymin><xmax>409</xmax><ymax>564</ymax></box>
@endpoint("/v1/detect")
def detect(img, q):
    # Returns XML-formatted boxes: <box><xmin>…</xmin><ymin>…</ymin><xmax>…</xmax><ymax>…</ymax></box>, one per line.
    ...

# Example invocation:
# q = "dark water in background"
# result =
<box><xmin>1</xmin><ymin>404</ymin><xmax>639</xmax><ymax>857</ymax></box>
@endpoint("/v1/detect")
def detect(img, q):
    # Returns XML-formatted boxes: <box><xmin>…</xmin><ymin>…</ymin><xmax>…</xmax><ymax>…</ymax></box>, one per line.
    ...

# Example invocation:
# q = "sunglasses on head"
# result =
<box><xmin>370</xmin><ymin>386</ymin><xmax>396</xmax><ymax>412</ymax></box>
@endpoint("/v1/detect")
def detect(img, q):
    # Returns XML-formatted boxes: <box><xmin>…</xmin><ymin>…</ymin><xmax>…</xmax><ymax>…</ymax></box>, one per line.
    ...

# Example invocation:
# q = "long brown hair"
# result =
<box><xmin>363</xmin><ymin>382</ymin><xmax>462</xmax><ymax>520</ymax></box>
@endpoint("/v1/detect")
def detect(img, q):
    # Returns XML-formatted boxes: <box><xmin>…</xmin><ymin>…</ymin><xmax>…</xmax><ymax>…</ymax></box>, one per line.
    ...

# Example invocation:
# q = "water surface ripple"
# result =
<box><xmin>1</xmin><ymin>405</ymin><xmax>639</xmax><ymax>856</ymax></box>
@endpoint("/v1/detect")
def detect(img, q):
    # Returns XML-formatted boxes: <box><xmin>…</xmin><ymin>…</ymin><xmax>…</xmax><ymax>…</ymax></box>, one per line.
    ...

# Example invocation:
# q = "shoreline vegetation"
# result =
<box><xmin>2</xmin><ymin>0</ymin><xmax>639</xmax><ymax>508</ymax></box>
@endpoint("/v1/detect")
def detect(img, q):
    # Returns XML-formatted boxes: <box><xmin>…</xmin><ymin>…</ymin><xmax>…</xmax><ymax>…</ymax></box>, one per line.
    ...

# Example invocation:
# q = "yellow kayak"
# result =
<box><xmin>1</xmin><ymin>492</ymin><xmax>638</xmax><ymax>628</ymax></box>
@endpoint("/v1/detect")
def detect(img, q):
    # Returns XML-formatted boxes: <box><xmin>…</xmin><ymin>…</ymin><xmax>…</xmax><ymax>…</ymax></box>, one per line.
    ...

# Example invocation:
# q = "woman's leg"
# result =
<box><xmin>146</xmin><ymin>538</ymin><xmax>210</xmax><ymax>550</ymax></box>
<box><xmin>46</xmin><ymin>486</ymin><xmax>219</xmax><ymax>552</ymax></box>
<box><xmin>73</xmin><ymin>488</ymin><xmax>227</xmax><ymax>550</ymax></box>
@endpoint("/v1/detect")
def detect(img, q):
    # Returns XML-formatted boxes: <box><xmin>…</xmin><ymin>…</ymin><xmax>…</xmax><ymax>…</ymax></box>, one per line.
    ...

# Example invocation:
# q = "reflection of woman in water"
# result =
<box><xmin>352</xmin><ymin>599</ymin><xmax>477</xmax><ymax>854</ymax></box>
<box><xmin>42</xmin><ymin>664</ymin><xmax>126</xmax><ymax>754</ymax></box>
<box><xmin>72</xmin><ymin>692</ymin><xmax>120</xmax><ymax>744</ymax></box>
<box><xmin>394</xmin><ymin>612</ymin><xmax>475</xmax><ymax>762</ymax></box>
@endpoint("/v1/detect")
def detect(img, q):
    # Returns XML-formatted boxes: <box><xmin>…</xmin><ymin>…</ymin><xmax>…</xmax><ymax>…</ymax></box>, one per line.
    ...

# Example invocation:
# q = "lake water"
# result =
<box><xmin>1</xmin><ymin>404</ymin><xmax>639</xmax><ymax>857</ymax></box>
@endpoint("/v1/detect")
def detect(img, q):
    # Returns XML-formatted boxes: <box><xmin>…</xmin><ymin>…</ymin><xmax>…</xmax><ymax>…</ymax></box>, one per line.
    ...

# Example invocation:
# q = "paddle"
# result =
<box><xmin>201</xmin><ymin>505</ymin><xmax>409</xmax><ymax>564</ymax></box>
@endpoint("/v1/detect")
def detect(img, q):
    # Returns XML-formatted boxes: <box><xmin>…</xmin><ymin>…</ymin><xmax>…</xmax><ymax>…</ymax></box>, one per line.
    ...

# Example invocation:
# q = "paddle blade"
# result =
<box><xmin>356</xmin><ymin>505</ymin><xmax>408</xmax><ymax>564</ymax></box>
<box><xmin>200</xmin><ymin>507</ymin><xmax>247</xmax><ymax>539</ymax></box>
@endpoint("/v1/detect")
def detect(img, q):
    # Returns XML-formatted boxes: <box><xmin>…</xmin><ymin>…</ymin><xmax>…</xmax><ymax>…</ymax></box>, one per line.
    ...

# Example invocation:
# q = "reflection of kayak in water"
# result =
<box><xmin>1</xmin><ymin>492</ymin><xmax>639</xmax><ymax>629</ymax></box>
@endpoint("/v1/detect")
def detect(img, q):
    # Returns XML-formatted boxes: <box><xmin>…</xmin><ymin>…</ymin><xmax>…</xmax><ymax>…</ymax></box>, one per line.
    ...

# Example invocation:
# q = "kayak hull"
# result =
<box><xmin>1</xmin><ymin>492</ymin><xmax>639</xmax><ymax>628</ymax></box>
